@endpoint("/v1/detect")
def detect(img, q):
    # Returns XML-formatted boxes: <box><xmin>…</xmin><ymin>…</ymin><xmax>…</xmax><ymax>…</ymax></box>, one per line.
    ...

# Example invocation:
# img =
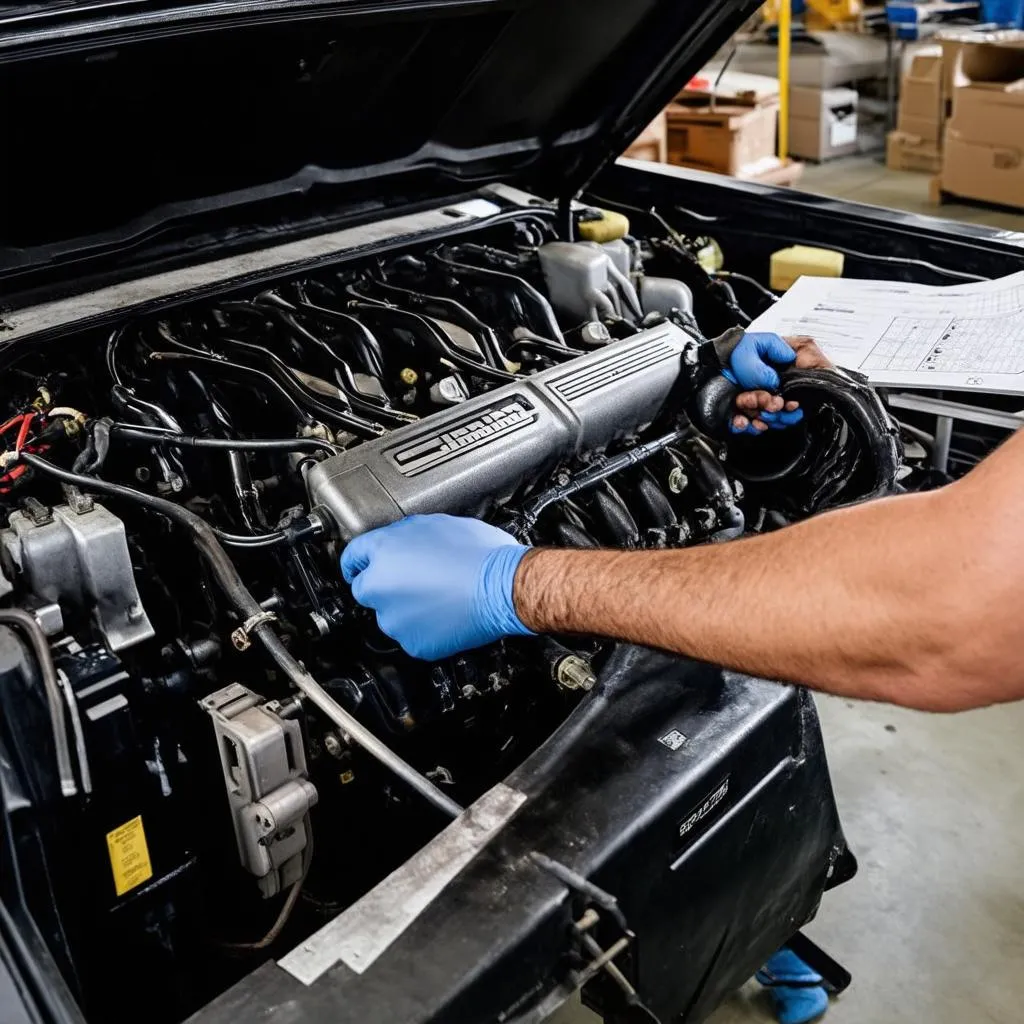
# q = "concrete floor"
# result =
<box><xmin>553</xmin><ymin>155</ymin><xmax>1024</xmax><ymax>1024</ymax></box>
<box><xmin>714</xmin><ymin>158</ymin><xmax>1024</xmax><ymax>1023</ymax></box>
<box><xmin>798</xmin><ymin>154</ymin><xmax>1024</xmax><ymax>233</ymax></box>
<box><xmin>553</xmin><ymin>692</ymin><xmax>1024</xmax><ymax>1024</ymax></box>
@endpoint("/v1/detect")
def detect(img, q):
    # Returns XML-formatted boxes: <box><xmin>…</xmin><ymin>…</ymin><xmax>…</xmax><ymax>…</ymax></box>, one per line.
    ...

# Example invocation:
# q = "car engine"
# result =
<box><xmin>0</xmin><ymin>207</ymin><xmax>902</xmax><ymax>1024</ymax></box>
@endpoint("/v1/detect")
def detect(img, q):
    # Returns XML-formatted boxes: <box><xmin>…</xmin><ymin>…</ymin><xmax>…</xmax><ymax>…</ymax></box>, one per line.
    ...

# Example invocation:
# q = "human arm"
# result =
<box><xmin>342</xmin><ymin>431</ymin><xmax>1024</xmax><ymax>713</ymax></box>
<box><xmin>514</xmin><ymin>429</ymin><xmax>1024</xmax><ymax>712</ymax></box>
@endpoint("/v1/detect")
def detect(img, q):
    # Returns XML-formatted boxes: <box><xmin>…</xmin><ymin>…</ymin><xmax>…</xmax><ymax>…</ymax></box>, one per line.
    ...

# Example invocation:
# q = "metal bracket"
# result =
<box><xmin>202</xmin><ymin>683</ymin><xmax>318</xmax><ymax>898</ymax></box>
<box><xmin>1</xmin><ymin>501</ymin><xmax>155</xmax><ymax>652</ymax></box>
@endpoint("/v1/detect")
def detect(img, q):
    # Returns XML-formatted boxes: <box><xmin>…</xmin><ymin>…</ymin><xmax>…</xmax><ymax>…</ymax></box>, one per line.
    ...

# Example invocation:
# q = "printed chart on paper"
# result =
<box><xmin>748</xmin><ymin>271</ymin><xmax>1024</xmax><ymax>395</ymax></box>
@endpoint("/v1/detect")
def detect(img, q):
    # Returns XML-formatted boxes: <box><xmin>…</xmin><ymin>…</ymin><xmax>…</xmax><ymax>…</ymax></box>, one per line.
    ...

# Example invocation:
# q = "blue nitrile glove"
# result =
<box><xmin>723</xmin><ymin>332</ymin><xmax>805</xmax><ymax>436</ymax></box>
<box><xmin>340</xmin><ymin>514</ymin><xmax>534</xmax><ymax>661</ymax></box>
<box><xmin>755</xmin><ymin>948</ymin><xmax>830</xmax><ymax>1024</ymax></box>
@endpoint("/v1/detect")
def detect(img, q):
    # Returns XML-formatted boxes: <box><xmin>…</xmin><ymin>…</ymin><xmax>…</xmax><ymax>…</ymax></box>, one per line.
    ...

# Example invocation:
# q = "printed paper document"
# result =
<box><xmin>747</xmin><ymin>272</ymin><xmax>1024</xmax><ymax>395</ymax></box>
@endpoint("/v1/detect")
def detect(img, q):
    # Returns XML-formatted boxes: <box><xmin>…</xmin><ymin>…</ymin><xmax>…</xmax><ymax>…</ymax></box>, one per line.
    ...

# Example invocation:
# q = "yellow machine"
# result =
<box><xmin>762</xmin><ymin>0</ymin><xmax>862</xmax><ymax>31</ymax></box>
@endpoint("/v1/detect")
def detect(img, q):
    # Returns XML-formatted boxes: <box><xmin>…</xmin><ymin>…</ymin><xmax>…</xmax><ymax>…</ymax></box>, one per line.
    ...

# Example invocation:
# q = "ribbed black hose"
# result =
<box><xmin>0</xmin><ymin>608</ymin><xmax>76</xmax><ymax>797</ymax></box>
<box><xmin>18</xmin><ymin>453</ymin><xmax>462</xmax><ymax>819</ymax></box>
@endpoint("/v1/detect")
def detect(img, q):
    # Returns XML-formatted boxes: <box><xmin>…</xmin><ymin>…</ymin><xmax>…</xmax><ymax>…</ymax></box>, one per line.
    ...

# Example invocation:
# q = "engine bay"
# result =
<box><xmin>0</xmin><ymin>201</ymin><xmax>906</xmax><ymax>1024</ymax></box>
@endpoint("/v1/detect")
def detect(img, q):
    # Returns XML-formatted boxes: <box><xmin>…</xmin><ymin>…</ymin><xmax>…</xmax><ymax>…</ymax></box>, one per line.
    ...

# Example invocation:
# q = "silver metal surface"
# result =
<box><xmin>933</xmin><ymin>415</ymin><xmax>954</xmax><ymax>474</ymax></box>
<box><xmin>2</xmin><ymin>502</ymin><xmax>155</xmax><ymax>652</ymax></box>
<box><xmin>538</xmin><ymin>241</ymin><xmax>642</xmax><ymax>323</ymax></box>
<box><xmin>279</xmin><ymin>782</ymin><xmax>527</xmax><ymax>984</ymax></box>
<box><xmin>554</xmin><ymin>655</ymin><xmax>597</xmax><ymax>692</ymax></box>
<box><xmin>256</xmin><ymin>627</ymin><xmax>465</xmax><ymax>820</ymax></box>
<box><xmin>639</xmin><ymin>275</ymin><xmax>694</xmax><ymax>317</ymax></box>
<box><xmin>306</xmin><ymin>324</ymin><xmax>691</xmax><ymax>541</ymax></box>
<box><xmin>33</xmin><ymin>602</ymin><xmax>64</xmax><ymax>637</ymax></box>
<box><xmin>887</xmin><ymin>391</ymin><xmax>1024</xmax><ymax>431</ymax></box>
<box><xmin>601</xmin><ymin>238</ymin><xmax>632</xmax><ymax>277</ymax></box>
<box><xmin>56</xmin><ymin>666</ymin><xmax>92</xmax><ymax>795</ymax></box>
<box><xmin>2</xmin><ymin>197</ymin><xmax>509</xmax><ymax>342</ymax></box>
<box><xmin>202</xmin><ymin>683</ymin><xmax>319</xmax><ymax>898</ymax></box>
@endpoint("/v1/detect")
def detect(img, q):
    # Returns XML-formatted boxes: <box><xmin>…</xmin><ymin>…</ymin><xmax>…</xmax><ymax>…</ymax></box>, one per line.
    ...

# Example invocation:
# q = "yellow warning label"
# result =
<box><xmin>106</xmin><ymin>815</ymin><xmax>153</xmax><ymax>897</ymax></box>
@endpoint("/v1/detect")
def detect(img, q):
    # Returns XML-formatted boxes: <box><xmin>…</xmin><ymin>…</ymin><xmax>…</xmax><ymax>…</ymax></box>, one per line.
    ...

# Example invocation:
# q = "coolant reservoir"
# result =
<box><xmin>770</xmin><ymin>245</ymin><xmax>845</xmax><ymax>291</ymax></box>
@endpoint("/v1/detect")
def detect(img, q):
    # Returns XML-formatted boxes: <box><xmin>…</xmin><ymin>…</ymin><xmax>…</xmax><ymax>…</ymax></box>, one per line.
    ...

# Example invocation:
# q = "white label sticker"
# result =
<box><xmin>658</xmin><ymin>729</ymin><xmax>687</xmax><ymax>751</ymax></box>
<box><xmin>830</xmin><ymin>112</ymin><xmax>858</xmax><ymax>148</ymax></box>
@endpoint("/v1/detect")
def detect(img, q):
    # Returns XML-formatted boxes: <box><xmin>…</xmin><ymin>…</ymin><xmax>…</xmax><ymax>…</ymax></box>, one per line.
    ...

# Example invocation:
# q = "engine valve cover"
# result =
<box><xmin>306</xmin><ymin>324</ymin><xmax>692</xmax><ymax>539</ymax></box>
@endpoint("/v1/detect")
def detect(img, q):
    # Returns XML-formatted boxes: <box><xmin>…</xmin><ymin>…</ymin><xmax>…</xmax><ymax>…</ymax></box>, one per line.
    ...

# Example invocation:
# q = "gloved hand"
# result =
<box><xmin>340</xmin><ymin>514</ymin><xmax>533</xmax><ymax>661</ymax></box>
<box><xmin>723</xmin><ymin>332</ymin><xmax>805</xmax><ymax>436</ymax></box>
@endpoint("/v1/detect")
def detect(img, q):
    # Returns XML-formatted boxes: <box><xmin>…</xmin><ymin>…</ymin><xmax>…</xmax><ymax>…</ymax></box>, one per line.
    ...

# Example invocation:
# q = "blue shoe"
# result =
<box><xmin>756</xmin><ymin>948</ymin><xmax>829</xmax><ymax>1024</ymax></box>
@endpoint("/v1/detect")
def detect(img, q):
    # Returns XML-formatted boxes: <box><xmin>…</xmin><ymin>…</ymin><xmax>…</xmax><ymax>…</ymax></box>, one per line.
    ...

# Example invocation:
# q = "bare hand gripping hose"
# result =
<box><xmin>19</xmin><ymin>452</ymin><xmax>463</xmax><ymax>820</ymax></box>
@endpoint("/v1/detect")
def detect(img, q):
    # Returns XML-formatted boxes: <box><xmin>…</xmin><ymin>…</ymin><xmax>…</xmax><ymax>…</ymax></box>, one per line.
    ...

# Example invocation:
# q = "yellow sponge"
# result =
<box><xmin>770</xmin><ymin>245</ymin><xmax>845</xmax><ymax>292</ymax></box>
<box><xmin>578</xmin><ymin>209</ymin><xmax>630</xmax><ymax>243</ymax></box>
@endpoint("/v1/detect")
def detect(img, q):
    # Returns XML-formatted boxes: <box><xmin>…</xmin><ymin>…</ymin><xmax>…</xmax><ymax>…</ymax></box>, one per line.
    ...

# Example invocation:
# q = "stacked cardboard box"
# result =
<box><xmin>788</xmin><ymin>86</ymin><xmax>859</xmax><ymax>162</ymax></box>
<box><xmin>666</xmin><ymin>103</ymin><xmax>779</xmax><ymax>174</ymax></box>
<box><xmin>889</xmin><ymin>30</ymin><xmax>1024</xmax><ymax>175</ymax></box>
<box><xmin>940</xmin><ymin>37</ymin><xmax>1024</xmax><ymax>208</ymax></box>
<box><xmin>887</xmin><ymin>48</ymin><xmax>944</xmax><ymax>173</ymax></box>
<box><xmin>938</xmin><ymin>28</ymin><xmax>1024</xmax><ymax>103</ymax></box>
<box><xmin>667</xmin><ymin>71</ymin><xmax>779</xmax><ymax>176</ymax></box>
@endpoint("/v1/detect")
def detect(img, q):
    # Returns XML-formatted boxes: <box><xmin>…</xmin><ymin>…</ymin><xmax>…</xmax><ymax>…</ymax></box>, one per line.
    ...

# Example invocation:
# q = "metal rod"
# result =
<box><xmin>887</xmin><ymin>391</ymin><xmax>1024</xmax><ymax>432</ymax></box>
<box><xmin>932</xmin><ymin>415</ymin><xmax>954</xmax><ymax>473</ymax></box>
<box><xmin>0</xmin><ymin>610</ymin><xmax>76</xmax><ymax>797</ymax></box>
<box><xmin>778</xmin><ymin>0</ymin><xmax>791</xmax><ymax>160</ymax></box>
<box><xmin>19</xmin><ymin>452</ymin><xmax>462</xmax><ymax>820</ymax></box>
<box><xmin>255</xmin><ymin>627</ymin><xmax>464</xmax><ymax>819</ymax></box>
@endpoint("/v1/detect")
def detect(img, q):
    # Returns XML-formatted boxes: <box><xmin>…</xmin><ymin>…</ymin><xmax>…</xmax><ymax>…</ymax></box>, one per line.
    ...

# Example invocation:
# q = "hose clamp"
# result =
<box><xmin>231</xmin><ymin>611</ymin><xmax>278</xmax><ymax>652</ymax></box>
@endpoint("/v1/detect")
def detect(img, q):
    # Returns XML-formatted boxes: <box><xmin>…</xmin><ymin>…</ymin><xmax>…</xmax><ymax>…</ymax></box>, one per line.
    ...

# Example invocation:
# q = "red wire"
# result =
<box><xmin>0</xmin><ymin>414</ymin><xmax>26</xmax><ymax>436</ymax></box>
<box><xmin>0</xmin><ymin>441</ymin><xmax>49</xmax><ymax>493</ymax></box>
<box><xmin>14</xmin><ymin>413</ymin><xmax>34</xmax><ymax>452</ymax></box>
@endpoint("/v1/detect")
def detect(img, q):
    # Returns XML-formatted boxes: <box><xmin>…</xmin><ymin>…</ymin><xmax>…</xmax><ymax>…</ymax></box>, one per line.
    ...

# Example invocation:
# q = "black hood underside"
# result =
<box><xmin>0</xmin><ymin>0</ymin><xmax>759</xmax><ymax>291</ymax></box>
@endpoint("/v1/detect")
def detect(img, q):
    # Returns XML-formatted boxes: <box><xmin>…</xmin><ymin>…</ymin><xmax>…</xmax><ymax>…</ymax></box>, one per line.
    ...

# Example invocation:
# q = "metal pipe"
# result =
<box><xmin>256</xmin><ymin>627</ymin><xmax>463</xmax><ymax>819</ymax></box>
<box><xmin>18</xmin><ymin>453</ymin><xmax>462</xmax><ymax>820</ymax></box>
<box><xmin>0</xmin><ymin>609</ymin><xmax>76</xmax><ymax>797</ymax></box>
<box><xmin>110</xmin><ymin>424</ymin><xmax>343</xmax><ymax>456</ymax></box>
<box><xmin>778</xmin><ymin>0</ymin><xmax>791</xmax><ymax>160</ymax></box>
<box><xmin>887</xmin><ymin>392</ymin><xmax>1024</xmax><ymax>432</ymax></box>
<box><xmin>932</xmin><ymin>415</ymin><xmax>954</xmax><ymax>473</ymax></box>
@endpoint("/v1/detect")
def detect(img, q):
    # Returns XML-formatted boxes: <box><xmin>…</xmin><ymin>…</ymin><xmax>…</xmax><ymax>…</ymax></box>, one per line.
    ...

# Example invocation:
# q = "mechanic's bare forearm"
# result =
<box><xmin>515</xmin><ymin>434</ymin><xmax>1024</xmax><ymax>711</ymax></box>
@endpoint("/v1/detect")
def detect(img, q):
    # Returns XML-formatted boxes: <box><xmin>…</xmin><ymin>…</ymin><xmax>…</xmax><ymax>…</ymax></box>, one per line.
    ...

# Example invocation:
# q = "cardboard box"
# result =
<box><xmin>941</xmin><ymin>38</ymin><xmax>1024</xmax><ymax>206</ymax></box>
<box><xmin>887</xmin><ymin>130</ymin><xmax>942</xmax><ymax>174</ymax></box>
<box><xmin>897</xmin><ymin>50</ymin><xmax>943</xmax><ymax>141</ymax></box>
<box><xmin>897</xmin><ymin>114</ymin><xmax>943</xmax><ymax>144</ymax></box>
<box><xmin>666</xmin><ymin>101</ymin><xmax>778</xmax><ymax>175</ymax></box>
<box><xmin>941</xmin><ymin>129</ymin><xmax>1024</xmax><ymax>206</ymax></box>
<box><xmin>937</xmin><ymin>28</ymin><xmax>1024</xmax><ymax>103</ymax></box>
<box><xmin>788</xmin><ymin>85</ymin><xmax>859</xmax><ymax>161</ymax></box>
<box><xmin>623</xmin><ymin>111</ymin><xmax>667</xmax><ymax>163</ymax></box>
<box><xmin>951</xmin><ymin>38</ymin><xmax>1024</xmax><ymax>140</ymax></box>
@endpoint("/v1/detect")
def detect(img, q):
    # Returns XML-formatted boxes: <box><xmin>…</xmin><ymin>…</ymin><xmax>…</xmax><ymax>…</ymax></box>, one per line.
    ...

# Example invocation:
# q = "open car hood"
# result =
<box><xmin>0</xmin><ymin>0</ymin><xmax>758</xmax><ymax>295</ymax></box>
